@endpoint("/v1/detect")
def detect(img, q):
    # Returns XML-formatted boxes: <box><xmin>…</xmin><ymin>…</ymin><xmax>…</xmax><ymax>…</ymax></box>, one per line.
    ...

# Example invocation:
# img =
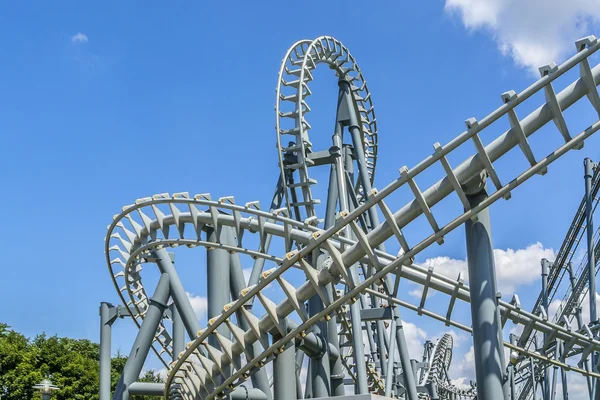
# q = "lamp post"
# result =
<box><xmin>32</xmin><ymin>378</ymin><xmax>59</xmax><ymax>400</ymax></box>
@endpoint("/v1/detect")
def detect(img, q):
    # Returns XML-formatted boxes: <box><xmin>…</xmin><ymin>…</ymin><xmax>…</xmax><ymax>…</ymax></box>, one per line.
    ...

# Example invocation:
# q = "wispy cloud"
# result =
<box><xmin>71</xmin><ymin>32</ymin><xmax>88</xmax><ymax>44</ymax></box>
<box><xmin>445</xmin><ymin>0</ymin><xmax>600</xmax><ymax>74</ymax></box>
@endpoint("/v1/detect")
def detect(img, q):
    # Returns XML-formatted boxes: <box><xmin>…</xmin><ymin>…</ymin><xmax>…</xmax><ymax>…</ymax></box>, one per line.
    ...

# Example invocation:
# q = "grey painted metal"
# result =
<box><xmin>207</xmin><ymin>227</ymin><xmax>231</xmax><ymax>345</ymax></box>
<box><xmin>541</xmin><ymin>259</ymin><xmax>550</xmax><ymax>400</ymax></box>
<box><xmin>322</xmin><ymin>168</ymin><xmax>345</xmax><ymax>397</ymax></box>
<box><xmin>331</xmin><ymin>82</ymin><xmax>368</xmax><ymax>395</ymax></box>
<box><xmin>464</xmin><ymin>182</ymin><xmax>506</xmax><ymax>400</ymax></box>
<box><xmin>153</xmin><ymin>248</ymin><xmax>202</xmax><ymax>340</ymax></box>
<box><xmin>585</xmin><ymin>157</ymin><xmax>599</xmax><ymax>400</ymax></box>
<box><xmin>113</xmin><ymin>273</ymin><xmax>170</xmax><ymax>400</ymax></box>
<box><xmin>100</xmin><ymin>302</ymin><xmax>113</xmax><ymax>400</ymax></box>
<box><xmin>343</xmin><ymin>80</ymin><xmax>418</xmax><ymax>400</ymax></box>
<box><xmin>274</xmin><ymin>340</ymin><xmax>296</xmax><ymax>400</ymax></box>
<box><xmin>311</xmin><ymin>396</ymin><xmax>394</xmax><ymax>400</ymax></box>
<box><xmin>585</xmin><ymin>158</ymin><xmax>597</xmax><ymax>327</ymax></box>
<box><xmin>127</xmin><ymin>382</ymin><xmax>165</xmax><ymax>396</ymax></box>
<box><xmin>225</xmin><ymin>226</ymin><xmax>272</xmax><ymax>400</ymax></box>
<box><xmin>171</xmin><ymin>304</ymin><xmax>184</xmax><ymax>361</ymax></box>
<box><xmin>384</xmin><ymin>317</ymin><xmax>397</xmax><ymax>398</ymax></box>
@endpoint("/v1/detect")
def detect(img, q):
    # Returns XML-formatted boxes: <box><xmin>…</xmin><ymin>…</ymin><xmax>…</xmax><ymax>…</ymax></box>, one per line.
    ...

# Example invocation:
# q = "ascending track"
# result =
<box><xmin>105</xmin><ymin>35</ymin><xmax>600</xmax><ymax>399</ymax></box>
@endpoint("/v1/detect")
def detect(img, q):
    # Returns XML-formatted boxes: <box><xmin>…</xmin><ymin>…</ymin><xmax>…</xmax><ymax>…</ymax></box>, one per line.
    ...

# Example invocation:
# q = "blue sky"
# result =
<box><xmin>1</xmin><ymin>0</ymin><xmax>600</xmax><ymax>388</ymax></box>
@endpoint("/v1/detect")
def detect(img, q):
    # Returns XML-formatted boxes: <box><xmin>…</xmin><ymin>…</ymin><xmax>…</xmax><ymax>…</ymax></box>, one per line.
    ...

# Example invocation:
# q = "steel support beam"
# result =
<box><xmin>152</xmin><ymin>249</ymin><xmax>202</xmax><ymax>339</ymax></box>
<box><xmin>332</xmin><ymin>81</ymin><xmax>367</xmax><ymax>394</ymax></box>
<box><xmin>226</xmin><ymin>227</ymin><xmax>272</xmax><ymax>400</ymax></box>
<box><xmin>112</xmin><ymin>273</ymin><xmax>170</xmax><ymax>400</ymax></box>
<box><xmin>585</xmin><ymin>157</ymin><xmax>600</xmax><ymax>400</ymax></box>
<box><xmin>274</xmin><ymin>340</ymin><xmax>297</xmax><ymax>399</ymax></box>
<box><xmin>171</xmin><ymin>303</ymin><xmax>184</xmax><ymax>361</ymax></box>
<box><xmin>464</xmin><ymin>179</ymin><xmax>507</xmax><ymax>400</ymax></box>
<box><xmin>542</xmin><ymin>258</ymin><xmax>551</xmax><ymax>400</ymax></box>
<box><xmin>342</xmin><ymin>79</ymin><xmax>418</xmax><ymax>400</ymax></box>
<box><xmin>100</xmin><ymin>302</ymin><xmax>114</xmax><ymax>400</ymax></box>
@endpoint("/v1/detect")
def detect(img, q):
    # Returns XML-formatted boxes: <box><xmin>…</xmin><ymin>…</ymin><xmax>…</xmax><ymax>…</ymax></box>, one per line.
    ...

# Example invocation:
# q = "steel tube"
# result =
<box><xmin>153</xmin><ymin>248</ymin><xmax>202</xmax><ymax>339</ymax></box>
<box><xmin>226</xmin><ymin>227</ymin><xmax>272</xmax><ymax>400</ymax></box>
<box><xmin>344</xmin><ymin>80</ymin><xmax>418</xmax><ymax>400</ymax></box>
<box><xmin>274</xmin><ymin>340</ymin><xmax>297</xmax><ymax>399</ymax></box>
<box><xmin>171</xmin><ymin>304</ymin><xmax>184</xmax><ymax>361</ymax></box>
<box><xmin>99</xmin><ymin>302</ymin><xmax>112</xmax><ymax>400</ymax></box>
<box><xmin>207</xmin><ymin>227</ymin><xmax>231</xmax><ymax>346</ymax></box>
<box><xmin>332</xmin><ymin>83</ymin><xmax>368</xmax><ymax>394</ymax></box>
<box><xmin>585</xmin><ymin>157</ymin><xmax>599</xmax><ymax>399</ymax></box>
<box><xmin>465</xmin><ymin>184</ymin><xmax>506</xmax><ymax>400</ymax></box>
<box><xmin>542</xmin><ymin>258</ymin><xmax>550</xmax><ymax>400</ymax></box>
<box><xmin>113</xmin><ymin>273</ymin><xmax>170</xmax><ymax>400</ymax></box>
<box><xmin>127</xmin><ymin>382</ymin><xmax>164</xmax><ymax>396</ymax></box>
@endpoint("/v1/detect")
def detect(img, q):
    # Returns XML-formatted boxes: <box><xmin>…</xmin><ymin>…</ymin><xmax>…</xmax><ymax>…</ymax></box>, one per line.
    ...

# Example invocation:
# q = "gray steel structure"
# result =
<box><xmin>100</xmin><ymin>35</ymin><xmax>600</xmax><ymax>399</ymax></box>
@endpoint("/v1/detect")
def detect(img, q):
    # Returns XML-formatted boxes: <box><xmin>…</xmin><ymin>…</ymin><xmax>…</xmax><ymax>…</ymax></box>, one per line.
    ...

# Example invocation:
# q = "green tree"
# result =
<box><xmin>0</xmin><ymin>323</ymin><xmax>164</xmax><ymax>400</ymax></box>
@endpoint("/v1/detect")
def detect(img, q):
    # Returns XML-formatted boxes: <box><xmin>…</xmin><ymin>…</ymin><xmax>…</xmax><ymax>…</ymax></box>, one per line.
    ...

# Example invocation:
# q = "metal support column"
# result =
<box><xmin>274</xmin><ymin>339</ymin><xmax>297</xmax><ymax>399</ymax></box>
<box><xmin>225</xmin><ymin>227</ymin><xmax>272</xmax><ymax>400</ymax></box>
<box><xmin>464</xmin><ymin>176</ymin><xmax>507</xmax><ymax>400</ymax></box>
<box><xmin>112</xmin><ymin>273</ymin><xmax>170</xmax><ymax>400</ymax></box>
<box><xmin>541</xmin><ymin>258</ymin><xmax>550</xmax><ymax>400</ymax></box>
<box><xmin>171</xmin><ymin>303</ymin><xmax>184</xmax><ymax>361</ymax></box>
<box><xmin>207</xmin><ymin>227</ymin><xmax>231</xmax><ymax>346</ymax></box>
<box><xmin>152</xmin><ymin>248</ymin><xmax>202</xmax><ymax>339</ymax></box>
<box><xmin>585</xmin><ymin>157</ymin><xmax>600</xmax><ymax>399</ymax></box>
<box><xmin>331</xmin><ymin>81</ymin><xmax>368</xmax><ymax>394</ymax></box>
<box><xmin>100</xmin><ymin>302</ymin><xmax>113</xmax><ymax>400</ymax></box>
<box><xmin>341</xmin><ymin>79</ymin><xmax>418</xmax><ymax>400</ymax></box>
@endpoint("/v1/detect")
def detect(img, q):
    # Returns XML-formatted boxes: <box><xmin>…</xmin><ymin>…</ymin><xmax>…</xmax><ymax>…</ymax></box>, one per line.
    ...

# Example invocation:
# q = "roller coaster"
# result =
<box><xmin>99</xmin><ymin>35</ymin><xmax>600</xmax><ymax>399</ymax></box>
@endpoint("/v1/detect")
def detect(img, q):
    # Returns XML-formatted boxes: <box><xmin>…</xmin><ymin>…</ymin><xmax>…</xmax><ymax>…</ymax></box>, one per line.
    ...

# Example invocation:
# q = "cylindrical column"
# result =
<box><xmin>385</xmin><ymin>318</ymin><xmax>398</xmax><ymax>398</ymax></box>
<box><xmin>585</xmin><ymin>158</ymin><xmax>600</xmax><ymax>400</ymax></box>
<box><xmin>127</xmin><ymin>382</ymin><xmax>165</xmax><ymax>396</ymax></box>
<box><xmin>464</xmin><ymin>179</ymin><xmax>506</xmax><ymax>400</ymax></box>
<box><xmin>342</xmin><ymin>80</ymin><xmax>418</xmax><ymax>400</ymax></box>
<box><xmin>171</xmin><ymin>303</ymin><xmax>184</xmax><ymax>361</ymax></box>
<box><xmin>274</xmin><ymin>340</ymin><xmax>297</xmax><ymax>399</ymax></box>
<box><xmin>541</xmin><ymin>259</ymin><xmax>550</xmax><ymax>400</ymax></box>
<box><xmin>113</xmin><ymin>273</ymin><xmax>170</xmax><ymax>400</ymax></box>
<box><xmin>331</xmin><ymin>86</ymin><xmax>368</xmax><ymax>394</ymax></box>
<box><xmin>206</xmin><ymin>228</ymin><xmax>230</xmax><ymax>347</ymax></box>
<box><xmin>226</xmin><ymin>227</ymin><xmax>272</xmax><ymax>400</ymax></box>
<box><xmin>585</xmin><ymin>158</ymin><xmax>597</xmax><ymax>325</ymax></box>
<box><xmin>100</xmin><ymin>303</ymin><xmax>112</xmax><ymax>400</ymax></box>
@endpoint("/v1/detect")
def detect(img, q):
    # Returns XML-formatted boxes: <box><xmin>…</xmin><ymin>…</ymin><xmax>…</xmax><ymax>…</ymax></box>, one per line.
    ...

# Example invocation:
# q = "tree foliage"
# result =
<box><xmin>0</xmin><ymin>323</ymin><xmax>163</xmax><ymax>400</ymax></box>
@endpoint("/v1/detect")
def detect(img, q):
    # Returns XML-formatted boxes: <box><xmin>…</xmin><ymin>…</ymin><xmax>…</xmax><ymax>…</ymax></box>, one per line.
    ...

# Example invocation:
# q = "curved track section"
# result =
<box><xmin>421</xmin><ymin>334</ymin><xmax>476</xmax><ymax>399</ymax></box>
<box><xmin>276</xmin><ymin>36</ymin><xmax>378</xmax><ymax>221</ymax></box>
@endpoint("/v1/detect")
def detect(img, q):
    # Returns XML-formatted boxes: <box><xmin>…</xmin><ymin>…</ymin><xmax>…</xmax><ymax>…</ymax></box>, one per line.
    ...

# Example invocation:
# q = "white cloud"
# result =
<box><xmin>71</xmin><ymin>32</ymin><xmax>88</xmax><ymax>43</ymax></box>
<box><xmin>445</xmin><ymin>0</ymin><xmax>600</xmax><ymax>73</ymax></box>
<box><xmin>420</xmin><ymin>242</ymin><xmax>555</xmax><ymax>295</ymax></box>
<box><xmin>580</xmin><ymin>290</ymin><xmax>600</xmax><ymax>325</ymax></box>
<box><xmin>452</xmin><ymin>345</ymin><xmax>475</xmax><ymax>379</ymax></box>
<box><xmin>402</xmin><ymin>321</ymin><xmax>428</xmax><ymax>359</ymax></box>
<box><xmin>243</xmin><ymin>267</ymin><xmax>252</xmax><ymax>284</ymax></box>
<box><xmin>186</xmin><ymin>292</ymin><xmax>207</xmax><ymax>319</ymax></box>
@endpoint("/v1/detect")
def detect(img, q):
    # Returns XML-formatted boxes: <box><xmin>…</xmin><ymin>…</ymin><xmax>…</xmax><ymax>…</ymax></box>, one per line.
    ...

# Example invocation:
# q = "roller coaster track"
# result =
<box><xmin>529</xmin><ymin>168</ymin><xmax>600</xmax><ymax>318</ymax></box>
<box><xmin>104</xmin><ymin>35</ymin><xmax>600</xmax><ymax>399</ymax></box>
<box><xmin>276</xmin><ymin>36</ymin><xmax>377</xmax><ymax>222</ymax></box>
<box><xmin>420</xmin><ymin>334</ymin><xmax>476</xmax><ymax>399</ymax></box>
